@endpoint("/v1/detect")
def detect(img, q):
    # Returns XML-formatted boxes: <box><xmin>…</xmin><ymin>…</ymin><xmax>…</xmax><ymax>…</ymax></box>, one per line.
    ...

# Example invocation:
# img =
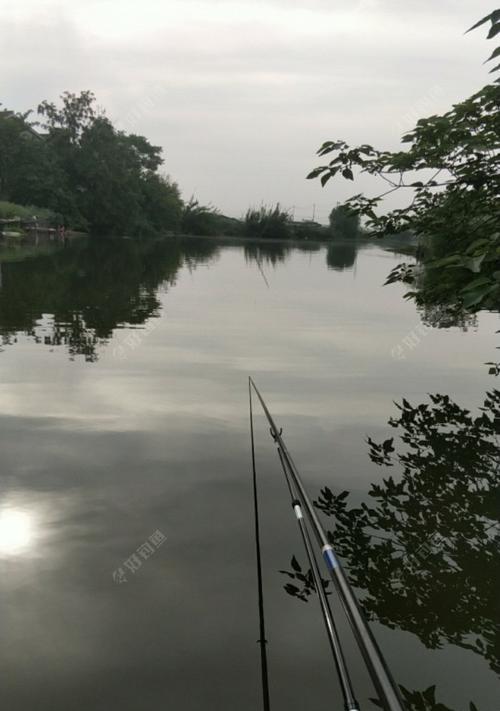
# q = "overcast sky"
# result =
<box><xmin>0</xmin><ymin>0</ymin><xmax>494</xmax><ymax>222</ymax></box>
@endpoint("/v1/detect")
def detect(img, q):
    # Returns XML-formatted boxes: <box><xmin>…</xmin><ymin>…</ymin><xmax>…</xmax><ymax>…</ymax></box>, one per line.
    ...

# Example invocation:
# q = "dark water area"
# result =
<box><xmin>0</xmin><ymin>235</ymin><xmax>498</xmax><ymax>711</ymax></box>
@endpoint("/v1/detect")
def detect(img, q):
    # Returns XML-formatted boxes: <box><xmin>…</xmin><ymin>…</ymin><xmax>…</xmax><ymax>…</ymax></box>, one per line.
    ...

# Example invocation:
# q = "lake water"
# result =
<box><xmin>0</xmin><ymin>236</ymin><xmax>498</xmax><ymax>711</ymax></box>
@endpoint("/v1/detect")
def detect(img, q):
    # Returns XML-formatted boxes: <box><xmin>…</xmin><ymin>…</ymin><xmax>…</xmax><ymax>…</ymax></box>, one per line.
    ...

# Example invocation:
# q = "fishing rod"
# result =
<box><xmin>249</xmin><ymin>377</ymin><xmax>405</xmax><ymax>711</ymax></box>
<box><xmin>249</xmin><ymin>380</ymin><xmax>271</xmax><ymax>711</ymax></box>
<box><xmin>277</xmin><ymin>447</ymin><xmax>359</xmax><ymax>711</ymax></box>
<box><xmin>250</xmin><ymin>383</ymin><xmax>357</xmax><ymax>710</ymax></box>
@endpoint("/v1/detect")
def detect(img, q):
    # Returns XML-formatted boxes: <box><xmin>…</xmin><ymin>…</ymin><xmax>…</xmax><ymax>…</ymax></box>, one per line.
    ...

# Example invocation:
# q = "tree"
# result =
<box><xmin>140</xmin><ymin>173</ymin><xmax>183</xmax><ymax>234</ymax></box>
<box><xmin>124</xmin><ymin>133</ymin><xmax>164</xmax><ymax>173</ymax></box>
<box><xmin>0</xmin><ymin>107</ymin><xmax>29</xmax><ymax>199</ymax></box>
<box><xmin>74</xmin><ymin>116</ymin><xmax>142</xmax><ymax>234</ymax></box>
<box><xmin>329</xmin><ymin>203</ymin><xmax>361</xmax><ymax>239</ymax></box>
<box><xmin>38</xmin><ymin>90</ymin><xmax>97</xmax><ymax>144</ymax></box>
<box><xmin>307</xmin><ymin>11</ymin><xmax>500</xmax><ymax>313</ymax></box>
<box><xmin>0</xmin><ymin>106</ymin><xmax>61</xmax><ymax>210</ymax></box>
<box><xmin>35</xmin><ymin>91</ymin><xmax>184</xmax><ymax>235</ymax></box>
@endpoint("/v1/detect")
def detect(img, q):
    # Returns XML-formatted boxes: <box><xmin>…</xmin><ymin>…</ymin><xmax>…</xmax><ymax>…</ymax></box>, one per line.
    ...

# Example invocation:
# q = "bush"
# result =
<box><xmin>0</xmin><ymin>201</ymin><xmax>57</xmax><ymax>222</ymax></box>
<box><xmin>292</xmin><ymin>220</ymin><xmax>329</xmax><ymax>240</ymax></box>
<box><xmin>181</xmin><ymin>199</ymin><xmax>222</xmax><ymax>236</ymax></box>
<box><xmin>244</xmin><ymin>204</ymin><xmax>293</xmax><ymax>239</ymax></box>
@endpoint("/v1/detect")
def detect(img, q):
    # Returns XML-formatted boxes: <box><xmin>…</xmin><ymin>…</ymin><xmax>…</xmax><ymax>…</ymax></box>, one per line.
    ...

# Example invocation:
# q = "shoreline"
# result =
<box><xmin>174</xmin><ymin>232</ymin><xmax>419</xmax><ymax>253</ymax></box>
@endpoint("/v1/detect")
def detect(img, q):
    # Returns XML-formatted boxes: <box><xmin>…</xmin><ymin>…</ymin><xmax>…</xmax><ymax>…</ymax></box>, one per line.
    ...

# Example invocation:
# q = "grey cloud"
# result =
<box><xmin>0</xmin><ymin>0</ymin><xmax>494</xmax><ymax>216</ymax></box>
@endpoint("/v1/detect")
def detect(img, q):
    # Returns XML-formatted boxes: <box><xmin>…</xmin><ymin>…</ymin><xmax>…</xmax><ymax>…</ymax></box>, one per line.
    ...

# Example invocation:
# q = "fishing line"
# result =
<box><xmin>249</xmin><ymin>379</ymin><xmax>271</xmax><ymax>711</ymax></box>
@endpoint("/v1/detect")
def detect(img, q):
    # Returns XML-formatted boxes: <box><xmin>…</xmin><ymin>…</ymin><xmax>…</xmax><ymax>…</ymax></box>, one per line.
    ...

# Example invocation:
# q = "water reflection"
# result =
<box><xmin>182</xmin><ymin>236</ymin><xmax>221</xmax><ymax>269</ymax></box>
<box><xmin>377</xmin><ymin>685</ymin><xmax>478</xmax><ymax>711</ymax></box>
<box><xmin>0</xmin><ymin>507</ymin><xmax>34</xmax><ymax>556</ymax></box>
<box><xmin>295</xmin><ymin>243</ymin><xmax>322</xmax><ymax>253</ymax></box>
<box><xmin>0</xmin><ymin>236</ymin><xmax>497</xmax><ymax>710</ymax></box>
<box><xmin>0</xmin><ymin>237</ymin><xmax>220</xmax><ymax>360</ymax></box>
<box><xmin>243</xmin><ymin>241</ymin><xmax>292</xmax><ymax>266</ymax></box>
<box><xmin>242</xmin><ymin>239</ymin><xmax>360</xmax><ymax>272</ymax></box>
<box><xmin>283</xmin><ymin>387</ymin><xmax>500</xmax><ymax>678</ymax></box>
<box><xmin>0</xmin><ymin>236</ymin><xmax>421</xmax><ymax>364</ymax></box>
<box><xmin>418</xmin><ymin>301</ymin><xmax>478</xmax><ymax>331</ymax></box>
<box><xmin>326</xmin><ymin>241</ymin><xmax>358</xmax><ymax>271</ymax></box>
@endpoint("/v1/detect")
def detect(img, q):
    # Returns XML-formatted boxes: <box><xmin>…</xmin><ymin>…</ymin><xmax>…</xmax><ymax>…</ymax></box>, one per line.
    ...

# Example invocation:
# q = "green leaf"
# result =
<box><xmin>487</xmin><ymin>22</ymin><xmax>500</xmax><ymax>39</ymax></box>
<box><xmin>423</xmin><ymin>686</ymin><xmax>436</xmax><ymax>704</ymax></box>
<box><xmin>462</xmin><ymin>283</ymin><xmax>495</xmax><ymax>308</ymax></box>
<box><xmin>317</xmin><ymin>140</ymin><xmax>344</xmax><ymax>156</ymax></box>
<box><xmin>485</xmin><ymin>46</ymin><xmax>500</xmax><ymax>63</ymax></box>
<box><xmin>465</xmin><ymin>238</ymin><xmax>490</xmax><ymax>254</ymax></box>
<box><xmin>467</xmin><ymin>10</ymin><xmax>500</xmax><ymax>33</ymax></box>
<box><xmin>342</xmin><ymin>168</ymin><xmax>354</xmax><ymax>180</ymax></box>
<box><xmin>320</xmin><ymin>172</ymin><xmax>332</xmax><ymax>187</ymax></box>
<box><xmin>463</xmin><ymin>253</ymin><xmax>486</xmax><ymax>272</ymax></box>
<box><xmin>428</xmin><ymin>255</ymin><xmax>462</xmax><ymax>268</ymax></box>
<box><xmin>462</xmin><ymin>276</ymin><xmax>492</xmax><ymax>291</ymax></box>
<box><xmin>306</xmin><ymin>167</ymin><xmax>324</xmax><ymax>180</ymax></box>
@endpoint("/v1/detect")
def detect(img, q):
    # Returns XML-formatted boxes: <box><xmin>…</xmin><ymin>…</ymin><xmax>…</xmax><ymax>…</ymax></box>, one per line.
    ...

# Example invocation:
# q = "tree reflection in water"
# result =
<box><xmin>243</xmin><ymin>241</ymin><xmax>292</xmax><ymax>267</ymax></box>
<box><xmin>243</xmin><ymin>238</ymin><xmax>358</xmax><ymax>272</ymax></box>
<box><xmin>326</xmin><ymin>240</ymin><xmax>358</xmax><ymax>271</ymax></box>
<box><xmin>282</xmin><ymin>388</ymin><xmax>499</xmax><ymax>709</ymax></box>
<box><xmin>418</xmin><ymin>301</ymin><xmax>478</xmax><ymax>331</ymax></box>
<box><xmin>0</xmin><ymin>237</ymin><xmax>220</xmax><ymax>360</ymax></box>
<box><xmin>374</xmin><ymin>685</ymin><xmax>481</xmax><ymax>711</ymax></box>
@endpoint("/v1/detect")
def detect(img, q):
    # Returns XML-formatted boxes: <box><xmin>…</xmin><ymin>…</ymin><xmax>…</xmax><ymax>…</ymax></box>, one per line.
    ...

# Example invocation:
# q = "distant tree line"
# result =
<box><xmin>0</xmin><ymin>91</ymin><xmax>240</xmax><ymax>238</ymax></box>
<box><xmin>242</xmin><ymin>203</ymin><xmax>365</xmax><ymax>241</ymax></box>
<box><xmin>0</xmin><ymin>92</ymin><xmax>182</xmax><ymax>235</ymax></box>
<box><xmin>0</xmin><ymin>93</ymin><xmax>373</xmax><ymax>241</ymax></box>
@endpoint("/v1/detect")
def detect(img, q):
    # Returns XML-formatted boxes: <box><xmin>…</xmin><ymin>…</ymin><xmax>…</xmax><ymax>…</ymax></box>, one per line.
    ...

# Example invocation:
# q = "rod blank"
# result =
<box><xmin>277</xmin><ymin>447</ymin><xmax>359</xmax><ymax>711</ymax></box>
<box><xmin>249</xmin><ymin>377</ymin><xmax>405</xmax><ymax>711</ymax></box>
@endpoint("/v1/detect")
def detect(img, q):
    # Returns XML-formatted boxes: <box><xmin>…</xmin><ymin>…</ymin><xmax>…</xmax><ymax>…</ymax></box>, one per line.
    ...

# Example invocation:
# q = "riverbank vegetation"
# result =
<box><xmin>0</xmin><ymin>201</ymin><xmax>57</xmax><ymax>222</ymax></box>
<box><xmin>241</xmin><ymin>203</ymin><xmax>364</xmax><ymax>242</ymax></box>
<box><xmin>1</xmin><ymin>94</ymin><xmax>390</xmax><ymax>243</ymax></box>
<box><xmin>281</xmin><ymin>16</ymin><xmax>500</xmax><ymax>709</ymax></box>
<box><xmin>0</xmin><ymin>91</ymin><xmax>186</xmax><ymax>236</ymax></box>
<box><xmin>307</xmin><ymin>10</ymin><xmax>500</xmax><ymax>313</ymax></box>
<box><xmin>2</xmin><ymin>10</ymin><xmax>498</xmax><ymax>318</ymax></box>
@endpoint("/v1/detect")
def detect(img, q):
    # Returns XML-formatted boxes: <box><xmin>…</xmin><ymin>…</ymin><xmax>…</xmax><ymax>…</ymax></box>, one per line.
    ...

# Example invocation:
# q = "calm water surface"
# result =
<box><xmin>0</xmin><ymin>236</ymin><xmax>498</xmax><ymax>710</ymax></box>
